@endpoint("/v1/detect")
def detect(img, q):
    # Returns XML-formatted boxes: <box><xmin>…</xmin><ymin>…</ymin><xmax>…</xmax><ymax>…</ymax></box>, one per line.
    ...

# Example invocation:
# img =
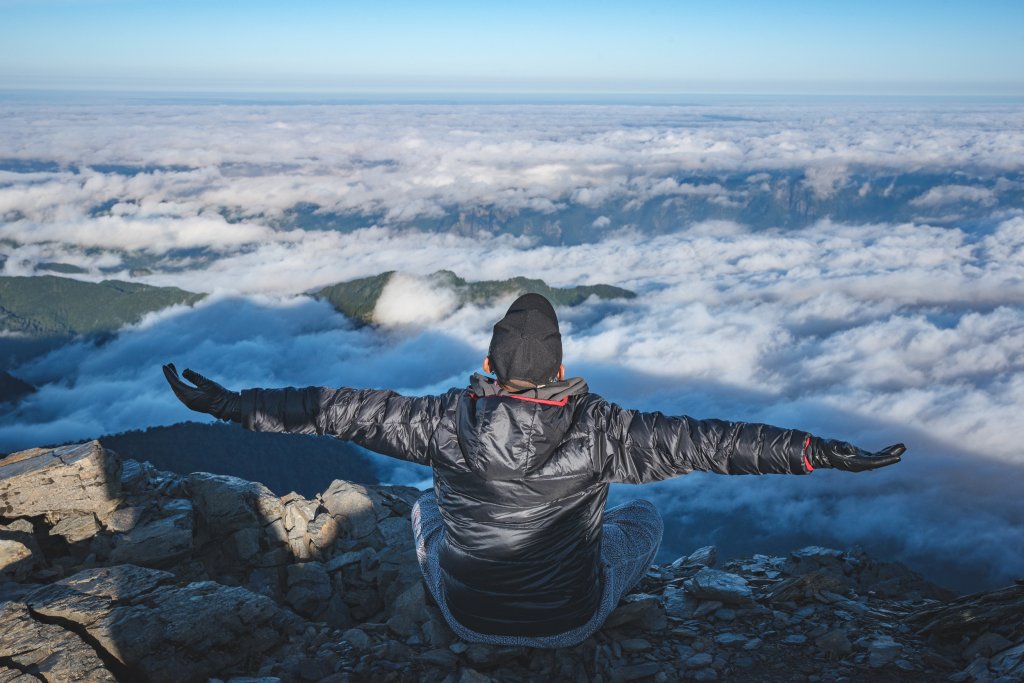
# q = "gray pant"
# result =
<box><xmin>412</xmin><ymin>491</ymin><xmax>663</xmax><ymax>648</ymax></box>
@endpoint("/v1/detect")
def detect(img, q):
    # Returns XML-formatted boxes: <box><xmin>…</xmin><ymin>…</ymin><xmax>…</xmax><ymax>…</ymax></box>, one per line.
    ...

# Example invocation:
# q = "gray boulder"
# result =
<box><xmin>107</xmin><ymin>512</ymin><xmax>193</xmax><ymax>567</ymax></box>
<box><xmin>688</xmin><ymin>568</ymin><xmax>754</xmax><ymax>605</ymax></box>
<box><xmin>320</xmin><ymin>480</ymin><xmax>379</xmax><ymax>539</ymax></box>
<box><xmin>671</xmin><ymin>545</ymin><xmax>718</xmax><ymax>570</ymax></box>
<box><xmin>188</xmin><ymin>472</ymin><xmax>284</xmax><ymax>535</ymax></box>
<box><xmin>285</xmin><ymin>561</ymin><xmax>332</xmax><ymax>618</ymax></box>
<box><xmin>0</xmin><ymin>519</ymin><xmax>41</xmax><ymax>581</ymax></box>
<box><xmin>0</xmin><ymin>441</ymin><xmax>121</xmax><ymax>526</ymax></box>
<box><xmin>0</xmin><ymin>601</ymin><xmax>116</xmax><ymax>681</ymax></box>
<box><xmin>25</xmin><ymin>564</ymin><xmax>300</xmax><ymax>683</ymax></box>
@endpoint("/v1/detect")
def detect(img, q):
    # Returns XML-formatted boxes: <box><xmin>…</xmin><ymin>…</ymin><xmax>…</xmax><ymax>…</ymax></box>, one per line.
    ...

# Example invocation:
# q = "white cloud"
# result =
<box><xmin>374</xmin><ymin>273</ymin><xmax>460</xmax><ymax>327</ymax></box>
<box><xmin>910</xmin><ymin>184</ymin><xmax>997</xmax><ymax>207</ymax></box>
<box><xmin>2</xmin><ymin>99</ymin><xmax>1023</xmax><ymax>591</ymax></box>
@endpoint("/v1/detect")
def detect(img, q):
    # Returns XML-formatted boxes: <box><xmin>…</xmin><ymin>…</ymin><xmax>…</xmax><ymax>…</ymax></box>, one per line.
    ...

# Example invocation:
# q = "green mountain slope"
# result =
<box><xmin>0</xmin><ymin>275</ymin><xmax>204</xmax><ymax>337</ymax></box>
<box><xmin>315</xmin><ymin>269</ymin><xmax>635</xmax><ymax>323</ymax></box>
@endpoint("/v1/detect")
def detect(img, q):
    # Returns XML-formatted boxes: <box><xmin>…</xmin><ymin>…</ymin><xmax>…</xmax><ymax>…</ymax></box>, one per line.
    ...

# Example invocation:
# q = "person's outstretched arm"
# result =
<box><xmin>162</xmin><ymin>363</ymin><xmax>455</xmax><ymax>466</ymax></box>
<box><xmin>586</xmin><ymin>396</ymin><xmax>904</xmax><ymax>484</ymax></box>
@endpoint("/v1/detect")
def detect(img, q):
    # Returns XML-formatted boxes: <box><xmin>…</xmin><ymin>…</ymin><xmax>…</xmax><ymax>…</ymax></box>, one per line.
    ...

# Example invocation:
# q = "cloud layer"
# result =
<box><xmin>1</xmin><ymin>98</ymin><xmax>1022</xmax><ymax>591</ymax></box>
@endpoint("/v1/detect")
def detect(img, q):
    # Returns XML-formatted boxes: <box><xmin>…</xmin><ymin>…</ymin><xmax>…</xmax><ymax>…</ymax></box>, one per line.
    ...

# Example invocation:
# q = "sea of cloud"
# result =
<box><xmin>1</xmin><ymin>97</ymin><xmax>1022</xmax><ymax>590</ymax></box>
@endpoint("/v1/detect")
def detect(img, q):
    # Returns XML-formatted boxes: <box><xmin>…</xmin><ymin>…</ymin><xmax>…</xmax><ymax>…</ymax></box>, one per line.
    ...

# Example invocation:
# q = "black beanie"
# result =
<box><xmin>488</xmin><ymin>293</ymin><xmax>562</xmax><ymax>386</ymax></box>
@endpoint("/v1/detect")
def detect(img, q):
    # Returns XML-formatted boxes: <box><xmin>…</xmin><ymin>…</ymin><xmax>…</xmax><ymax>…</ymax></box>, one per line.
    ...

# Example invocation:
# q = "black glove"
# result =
<box><xmin>162</xmin><ymin>363</ymin><xmax>242</xmax><ymax>423</ymax></box>
<box><xmin>807</xmin><ymin>438</ymin><xmax>905</xmax><ymax>472</ymax></box>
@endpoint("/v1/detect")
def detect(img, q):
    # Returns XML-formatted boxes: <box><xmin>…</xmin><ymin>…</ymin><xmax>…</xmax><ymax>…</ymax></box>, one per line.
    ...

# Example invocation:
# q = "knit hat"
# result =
<box><xmin>488</xmin><ymin>293</ymin><xmax>562</xmax><ymax>386</ymax></box>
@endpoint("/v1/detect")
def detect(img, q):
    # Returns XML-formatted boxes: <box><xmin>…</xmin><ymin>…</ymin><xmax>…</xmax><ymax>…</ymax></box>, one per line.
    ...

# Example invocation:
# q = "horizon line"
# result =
<box><xmin>3</xmin><ymin>86</ymin><xmax>1023</xmax><ymax>103</ymax></box>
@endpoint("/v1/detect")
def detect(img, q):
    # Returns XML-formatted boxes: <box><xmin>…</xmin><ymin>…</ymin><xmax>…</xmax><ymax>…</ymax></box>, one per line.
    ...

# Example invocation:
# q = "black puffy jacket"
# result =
<box><xmin>239</xmin><ymin>373</ymin><xmax>814</xmax><ymax>636</ymax></box>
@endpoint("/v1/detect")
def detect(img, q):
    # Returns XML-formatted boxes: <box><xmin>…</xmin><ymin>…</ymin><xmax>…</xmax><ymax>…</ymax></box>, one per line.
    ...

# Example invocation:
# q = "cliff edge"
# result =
<box><xmin>1</xmin><ymin>442</ymin><xmax>1021</xmax><ymax>682</ymax></box>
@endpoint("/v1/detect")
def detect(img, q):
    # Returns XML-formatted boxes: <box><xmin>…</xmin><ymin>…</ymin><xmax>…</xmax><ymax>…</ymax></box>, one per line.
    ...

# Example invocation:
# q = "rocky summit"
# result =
<box><xmin>0</xmin><ymin>442</ymin><xmax>1021</xmax><ymax>683</ymax></box>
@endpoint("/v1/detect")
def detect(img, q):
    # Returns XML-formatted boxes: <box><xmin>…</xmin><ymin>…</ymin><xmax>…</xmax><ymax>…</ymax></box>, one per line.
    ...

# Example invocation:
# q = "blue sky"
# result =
<box><xmin>1</xmin><ymin>0</ymin><xmax>1022</xmax><ymax>94</ymax></box>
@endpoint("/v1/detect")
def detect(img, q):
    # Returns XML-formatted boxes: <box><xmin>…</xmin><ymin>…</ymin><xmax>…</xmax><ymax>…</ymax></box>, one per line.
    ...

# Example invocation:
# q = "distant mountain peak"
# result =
<box><xmin>314</xmin><ymin>269</ymin><xmax>635</xmax><ymax>324</ymax></box>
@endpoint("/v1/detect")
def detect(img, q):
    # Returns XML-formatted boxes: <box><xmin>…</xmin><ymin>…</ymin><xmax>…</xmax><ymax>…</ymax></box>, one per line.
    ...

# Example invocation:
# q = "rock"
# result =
<box><xmin>320</xmin><ymin>480</ymin><xmax>378</xmax><ymax>539</ymax></box>
<box><xmin>284</xmin><ymin>498</ymin><xmax>318</xmax><ymax>534</ymax></box>
<box><xmin>422</xmin><ymin>613</ymin><xmax>452</xmax><ymax>648</ymax></box>
<box><xmin>285</xmin><ymin>562</ymin><xmax>332</xmax><ymax>618</ymax></box>
<box><xmin>105</xmin><ymin>506</ymin><xmax>145</xmax><ymax>533</ymax></box>
<box><xmin>671</xmin><ymin>545</ymin><xmax>717</xmax><ymax>570</ymax></box>
<box><xmin>662</xmin><ymin>585</ymin><xmax>697</xmax><ymax>619</ymax></box>
<box><xmin>306</xmin><ymin>512</ymin><xmax>340</xmax><ymax>554</ymax></box>
<box><xmin>620</xmin><ymin>638</ymin><xmax>652</xmax><ymax>651</ymax></box>
<box><xmin>0</xmin><ymin>519</ymin><xmax>40</xmax><ymax>581</ymax></box>
<box><xmin>0</xmin><ymin>601</ymin><xmax>116</xmax><ymax>681</ymax></box>
<box><xmin>714</xmin><ymin>607</ymin><xmax>736</xmax><ymax>621</ymax></box>
<box><xmin>342</xmin><ymin>627</ymin><xmax>372</xmax><ymax>651</ymax></box>
<box><xmin>768</xmin><ymin>570</ymin><xmax>851</xmax><ymax>603</ymax></box>
<box><xmin>325</xmin><ymin>547</ymin><xmax>374</xmax><ymax>572</ymax></box>
<box><xmin>456</xmin><ymin>668</ymin><xmax>492</xmax><ymax>683</ymax></box>
<box><xmin>908</xmin><ymin>583</ymin><xmax>1024</xmax><ymax>642</ymax></box>
<box><xmin>49</xmin><ymin>513</ymin><xmax>100</xmax><ymax>543</ymax></box>
<box><xmin>603</xmin><ymin>593</ymin><xmax>667</xmax><ymax>630</ymax></box>
<box><xmin>464</xmin><ymin>644</ymin><xmax>520</xmax><ymax>667</ymax></box>
<box><xmin>377</xmin><ymin>516</ymin><xmax>412</xmax><ymax>547</ymax></box>
<box><xmin>387</xmin><ymin>580</ymin><xmax>428</xmax><ymax>636</ymax></box>
<box><xmin>25</xmin><ymin>565</ymin><xmax>299</xmax><ymax>683</ymax></box>
<box><xmin>107</xmin><ymin>512</ymin><xmax>193</xmax><ymax>567</ymax></box>
<box><xmin>687</xmin><ymin>652</ymin><xmax>713</xmax><ymax>667</ymax></box>
<box><xmin>614</xmin><ymin>662</ymin><xmax>661</xmax><ymax>681</ymax></box>
<box><xmin>693</xmin><ymin>600</ymin><xmax>722</xmax><ymax>617</ymax></box>
<box><xmin>791</xmin><ymin>546</ymin><xmax>844</xmax><ymax>563</ymax></box>
<box><xmin>419</xmin><ymin>647</ymin><xmax>459</xmax><ymax>668</ymax></box>
<box><xmin>989</xmin><ymin>641</ymin><xmax>1024</xmax><ymax>680</ymax></box>
<box><xmin>0</xmin><ymin>538</ymin><xmax>35</xmax><ymax>579</ymax></box>
<box><xmin>188</xmin><ymin>472</ymin><xmax>283</xmax><ymax>536</ymax></box>
<box><xmin>868</xmin><ymin>635</ymin><xmax>902</xmax><ymax>668</ymax></box>
<box><xmin>0</xmin><ymin>441</ymin><xmax>121</xmax><ymax>524</ymax></box>
<box><xmin>0</xmin><ymin>518</ymin><xmax>35</xmax><ymax>536</ymax></box>
<box><xmin>713</xmin><ymin>633</ymin><xmax>746</xmax><ymax>647</ymax></box>
<box><xmin>688</xmin><ymin>568</ymin><xmax>753</xmax><ymax>605</ymax></box>
<box><xmin>964</xmin><ymin>632</ymin><xmax>1014</xmax><ymax>660</ymax></box>
<box><xmin>815</xmin><ymin>628</ymin><xmax>853</xmax><ymax>657</ymax></box>
<box><xmin>232</xmin><ymin>526</ymin><xmax>262</xmax><ymax>561</ymax></box>
<box><xmin>8</xmin><ymin>437</ymin><xmax>1024</xmax><ymax>682</ymax></box>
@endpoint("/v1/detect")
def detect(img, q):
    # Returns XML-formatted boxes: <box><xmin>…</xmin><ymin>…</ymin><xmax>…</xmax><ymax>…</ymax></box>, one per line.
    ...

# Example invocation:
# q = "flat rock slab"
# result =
<box><xmin>689</xmin><ymin>567</ymin><xmax>754</xmax><ymax>605</ymax></box>
<box><xmin>25</xmin><ymin>564</ymin><xmax>299</xmax><ymax>683</ymax></box>
<box><xmin>107</xmin><ymin>512</ymin><xmax>193</xmax><ymax>567</ymax></box>
<box><xmin>0</xmin><ymin>441</ymin><xmax>121</xmax><ymax>523</ymax></box>
<box><xmin>0</xmin><ymin>601</ymin><xmax>115</xmax><ymax>682</ymax></box>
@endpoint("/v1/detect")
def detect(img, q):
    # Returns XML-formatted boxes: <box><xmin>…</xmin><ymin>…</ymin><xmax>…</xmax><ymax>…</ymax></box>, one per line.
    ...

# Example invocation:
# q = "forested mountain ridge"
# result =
<box><xmin>0</xmin><ymin>275</ymin><xmax>204</xmax><ymax>337</ymax></box>
<box><xmin>315</xmin><ymin>269</ymin><xmax>635</xmax><ymax>323</ymax></box>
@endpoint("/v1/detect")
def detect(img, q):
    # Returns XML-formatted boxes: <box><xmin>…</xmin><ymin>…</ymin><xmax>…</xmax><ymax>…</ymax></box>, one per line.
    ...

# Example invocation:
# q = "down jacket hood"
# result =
<box><xmin>459</xmin><ymin>373</ymin><xmax>589</xmax><ymax>480</ymax></box>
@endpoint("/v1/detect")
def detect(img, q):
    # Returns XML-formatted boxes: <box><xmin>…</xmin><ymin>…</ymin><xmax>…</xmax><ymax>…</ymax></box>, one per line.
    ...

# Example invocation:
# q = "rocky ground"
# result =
<box><xmin>1</xmin><ymin>441</ymin><xmax>1021</xmax><ymax>682</ymax></box>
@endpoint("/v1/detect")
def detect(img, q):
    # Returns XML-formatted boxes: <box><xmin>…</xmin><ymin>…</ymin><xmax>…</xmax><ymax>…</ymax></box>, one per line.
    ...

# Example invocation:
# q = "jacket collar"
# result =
<box><xmin>468</xmin><ymin>372</ymin><xmax>588</xmax><ymax>406</ymax></box>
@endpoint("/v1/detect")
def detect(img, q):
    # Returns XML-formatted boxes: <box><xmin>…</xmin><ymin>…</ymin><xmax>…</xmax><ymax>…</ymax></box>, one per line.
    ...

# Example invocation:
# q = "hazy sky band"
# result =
<box><xmin>2</xmin><ymin>0</ymin><xmax>1022</xmax><ymax>95</ymax></box>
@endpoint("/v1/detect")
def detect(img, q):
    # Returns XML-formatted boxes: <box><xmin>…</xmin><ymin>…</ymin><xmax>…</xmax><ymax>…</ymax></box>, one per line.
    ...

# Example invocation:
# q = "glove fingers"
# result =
<box><xmin>162</xmin><ymin>363</ymin><xmax>189</xmax><ymax>394</ymax></box>
<box><xmin>870</xmin><ymin>453</ymin><xmax>902</xmax><ymax>468</ymax></box>
<box><xmin>161</xmin><ymin>363</ymin><xmax>178</xmax><ymax>385</ymax></box>
<box><xmin>853</xmin><ymin>450</ymin><xmax>903</xmax><ymax>471</ymax></box>
<box><xmin>182</xmin><ymin>368</ymin><xmax>208</xmax><ymax>387</ymax></box>
<box><xmin>880</xmin><ymin>443</ymin><xmax>906</xmax><ymax>458</ymax></box>
<box><xmin>163</xmin><ymin>363</ymin><xmax>201</xmax><ymax>405</ymax></box>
